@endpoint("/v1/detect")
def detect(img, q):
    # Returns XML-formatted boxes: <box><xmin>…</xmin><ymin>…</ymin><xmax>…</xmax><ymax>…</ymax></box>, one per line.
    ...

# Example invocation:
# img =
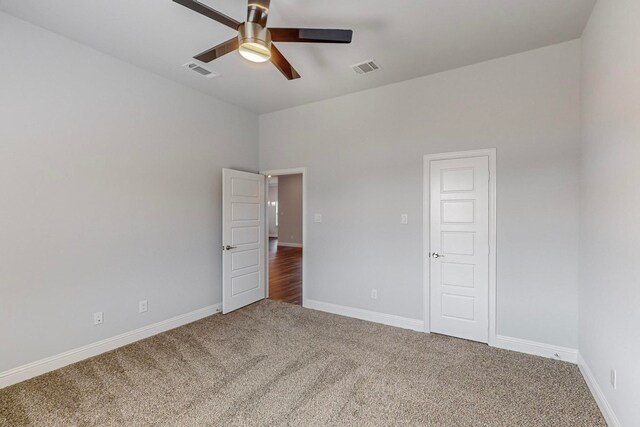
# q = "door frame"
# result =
<box><xmin>423</xmin><ymin>149</ymin><xmax>497</xmax><ymax>345</ymax></box>
<box><xmin>260</xmin><ymin>167</ymin><xmax>307</xmax><ymax>304</ymax></box>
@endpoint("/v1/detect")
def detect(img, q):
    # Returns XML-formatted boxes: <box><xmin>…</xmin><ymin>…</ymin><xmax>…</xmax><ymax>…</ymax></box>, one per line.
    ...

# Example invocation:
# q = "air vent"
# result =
<box><xmin>351</xmin><ymin>59</ymin><xmax>380</xmax><ymax>75</ymax></box>
<box><xmin>182</xmin><ymin>62</ymin><xmax>219</xmax><ymax>79</ymax></box>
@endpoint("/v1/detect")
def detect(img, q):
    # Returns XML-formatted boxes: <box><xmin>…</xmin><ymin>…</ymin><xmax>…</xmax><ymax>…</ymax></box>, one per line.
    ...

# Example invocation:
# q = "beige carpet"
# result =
<box><xmin>1</xmin><ymin>300</ymin><xmax>604</xmax><ymax>426</ymax></box>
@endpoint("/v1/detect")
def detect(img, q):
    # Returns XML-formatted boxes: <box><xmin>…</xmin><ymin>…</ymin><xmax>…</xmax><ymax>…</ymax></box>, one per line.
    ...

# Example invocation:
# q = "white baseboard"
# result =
<box><xmin>303</xmin><ymin>299</ymin><xmax>424</xmax><ymax>332</ymax></box>
<box><xmin>0</xmin><ymin>304</ymin><xmax>221</xmax><ymax>389</ymax></box>
<box><xmin>277</xmin><ymin>242</ymin><xmax>303</xmax><ymax>248</ymax></box>
<box><xmin>492</xmin><ymin>334</ymin><xmax>578</xmax><ymax>364</ymax></box>
<box><xmin>300</xmin><ymin>300</ymin><xmax>577</xmax><ymax>364</ymax></box>
<box><xmin>577</xmin><ymin>353</ymin><xmax>621</xmax><ymax>427</ymax></box>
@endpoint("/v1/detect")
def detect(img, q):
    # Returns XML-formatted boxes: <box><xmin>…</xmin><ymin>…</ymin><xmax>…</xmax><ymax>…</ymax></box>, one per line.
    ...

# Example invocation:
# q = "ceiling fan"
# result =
<box><xmin>174</xmin><ymin>0</ymin><xmax>353</xmax><ymax>80</ymax></box>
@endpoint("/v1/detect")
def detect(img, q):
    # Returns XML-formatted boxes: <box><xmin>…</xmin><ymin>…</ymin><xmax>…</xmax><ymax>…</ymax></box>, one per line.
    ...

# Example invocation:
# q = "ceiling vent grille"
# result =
<box><xmin>183</xmin><ymin>62</ymin><xmax>219</xmax><ymax>79</ymax></box>
<box><xmin>351</xmin><ymin>59</ymin><xmax>380</xmax><ymax>75</ymax></box>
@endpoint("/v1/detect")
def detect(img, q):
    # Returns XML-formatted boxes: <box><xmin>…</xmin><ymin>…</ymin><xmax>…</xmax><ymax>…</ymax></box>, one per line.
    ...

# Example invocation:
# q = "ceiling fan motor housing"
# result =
<box><xmin>238</xmin><ymin>22</ymin><xmax>272</xmax><ymax>52</ymax></box>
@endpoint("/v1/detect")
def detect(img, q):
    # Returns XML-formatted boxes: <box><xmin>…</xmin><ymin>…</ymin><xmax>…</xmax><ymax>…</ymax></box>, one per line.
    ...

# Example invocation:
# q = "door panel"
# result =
<box><xmin>441</xmin><ymin>167</ymin><xmax>475</xmax><ymax>192</ymax></box>
<box><xmin>430</xmin><ymin>156</ymin><xmax>489</xmax><ymax>343</ymax></box>
<box><xmin>441</xmin><ymin>294</ymin><xmax>475</xmax><ymax>320</ymax></box>
<box><xmin>231</xmin><ymin>227</ymin><xmax>260</xmax><ymax>245</ymax></box>
<box><xmin>231</xmin><ymin>177</ymin><xmax>260</xmax><ymax>197</ymax></box>
<box><xmin>441</xmin><ymin>200</ymin><xmax>475</xmax><ymax>224</ymax></box>
<box><xmin>441</xmin><ymin>262</ymin><xmax>475</xmax><ymax>288</ymax></box>
<box><xmin>232</xmin><ymin>203</ymin><xmax>260</xmax><ymax>221</ymax></box>
<box><xmin>223</xmin><ymin>169</ymin><xmax>265</xmax><ymax>314</ymax></box>
<box><xmin>231</xmin><ymin>271</ymin><xmax>261</xmax><ymax>295</ymax></box>
<box><xmin>441</xmin><ymin>231</ymin><xmax>475</xmax><ymax>255</ymax></box>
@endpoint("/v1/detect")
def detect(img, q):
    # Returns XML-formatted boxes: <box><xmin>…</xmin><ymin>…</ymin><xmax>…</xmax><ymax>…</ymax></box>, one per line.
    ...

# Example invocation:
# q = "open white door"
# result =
<box><xmin>222</xmin><ymin>169</ymin><xmax>266</xmax><ymax>314</ymax></box>
<box><xmin>429</xmin><ymin>156</ymin><xmax>489</xmax><ymax>343</ymax></box>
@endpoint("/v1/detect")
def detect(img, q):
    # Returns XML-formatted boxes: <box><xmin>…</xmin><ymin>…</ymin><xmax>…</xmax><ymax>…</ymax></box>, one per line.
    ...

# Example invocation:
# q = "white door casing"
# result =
<box><xmin>222</xmin><ymin>169</ymin><xmax>266</xmax><ymax>314</ymax></box>
<box><xmin>429</xmin><ymin>155</ymin><xmax>490</xmax><ymax>343</ymax></box>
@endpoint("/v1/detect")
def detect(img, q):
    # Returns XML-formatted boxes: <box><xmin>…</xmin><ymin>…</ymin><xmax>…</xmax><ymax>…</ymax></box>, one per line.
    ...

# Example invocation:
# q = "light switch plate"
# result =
<box><xmin>314</xmin><ymin>214</ymin><xmax>323</xmax><ymax>223</ymax></box>
<box><xmin>401</xmin><ymin>214</ymin><xmax>408</xmax><ymax>225</ymax></box>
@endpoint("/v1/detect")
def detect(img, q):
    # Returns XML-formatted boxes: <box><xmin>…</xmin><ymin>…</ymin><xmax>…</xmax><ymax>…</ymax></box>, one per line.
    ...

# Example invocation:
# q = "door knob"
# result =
<box><xmin>431</xmin><ymin>252</ymin><xmax>445</xmax><ymax>258</ymax></box>
<box><xmin>224</xmin><ymin>245</ymin><xmax>237</xmax><ymax>251</ymax></box>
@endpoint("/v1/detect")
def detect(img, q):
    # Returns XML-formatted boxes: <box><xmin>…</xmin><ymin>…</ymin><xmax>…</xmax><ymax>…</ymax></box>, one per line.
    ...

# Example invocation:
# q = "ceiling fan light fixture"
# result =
<box><xmin>239</xmin><ymin>41</ymin><xmax>271</xmax><ymax>62</ymax></box>
<box><xmin>238</xmin><ymin>22</ymin><xmax>272</xmax><ymax>63</ymax></box>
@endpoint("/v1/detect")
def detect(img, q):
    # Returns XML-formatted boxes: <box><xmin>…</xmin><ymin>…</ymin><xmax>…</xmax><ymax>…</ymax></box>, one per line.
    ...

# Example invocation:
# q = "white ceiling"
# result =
<box><xmin>0</xmin><ymin>0</ymin><xmax>595</xmax><ymax>114</ymax></box>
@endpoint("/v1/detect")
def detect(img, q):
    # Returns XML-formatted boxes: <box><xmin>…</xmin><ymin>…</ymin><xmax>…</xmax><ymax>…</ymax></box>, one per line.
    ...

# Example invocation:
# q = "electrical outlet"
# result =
<box><xmin>93</xmin><ymin>312</ymin><xmax>103</xmax><ymax>325</ymax></box>
<box><xmin>139</xmin><ymin>300</ymin><xmax>148</xmax><ymax>313</ymax></box>
<box><xmin>371</xmin><ymin>289</ymin><xmax>378</xmax><ymax>300</ymax></box>
<box><xmin>314</xmin><ymin>213</ymin><xmax>323</xmax><ymax>223</ymax></box>
<box><xmin>610</xmin><ymin>369</ymin><xmax>617</xmax><ymax>389</ymax></box>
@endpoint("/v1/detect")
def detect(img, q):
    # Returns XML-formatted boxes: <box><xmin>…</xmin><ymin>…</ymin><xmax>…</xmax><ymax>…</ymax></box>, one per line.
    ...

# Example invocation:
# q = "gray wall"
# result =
<box><xmin>580</xmin><ymin>0</ymin><xmax>640</xmax><ymax>424</ymax></box>
<box><xmin>277</xmin><ymin>174</ymin><xmax>303</xmax><ymax>246</ymax></box>
<box><xmin>0</xmin><ymin>13</ymin><xmax>258</xmax><ymax>372</ymax></box>
<box><xmin>260</xmin><ymin>40</ymin><xmax>582</xmax><ymax>348</ymax></box>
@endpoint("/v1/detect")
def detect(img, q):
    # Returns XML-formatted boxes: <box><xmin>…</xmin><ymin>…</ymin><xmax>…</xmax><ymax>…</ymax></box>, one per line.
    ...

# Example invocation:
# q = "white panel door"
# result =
<box><xmin>222</xmin><ymin>169</ymin><xmax>265</xmax><ymax>314</ymax></box>
<box><xmin>430</xmin><ymin>157</ymin><xmax>489</xmax><ymax>343</ymax></box>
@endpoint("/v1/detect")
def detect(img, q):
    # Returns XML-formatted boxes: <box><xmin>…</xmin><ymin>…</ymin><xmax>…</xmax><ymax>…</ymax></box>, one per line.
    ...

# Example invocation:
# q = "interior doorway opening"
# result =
<box><xmin>265</xmin><ymin>171</ymin><xmax>304</xmax><ymax>305</ymax></box>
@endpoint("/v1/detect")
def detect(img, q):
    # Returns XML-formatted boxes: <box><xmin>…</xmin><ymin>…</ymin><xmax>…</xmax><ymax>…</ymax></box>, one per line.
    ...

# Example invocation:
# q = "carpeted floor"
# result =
<box><xmin>1</xmin><ymin>300</ymin><xmax>605</xmax><ymax>426</ymax></box>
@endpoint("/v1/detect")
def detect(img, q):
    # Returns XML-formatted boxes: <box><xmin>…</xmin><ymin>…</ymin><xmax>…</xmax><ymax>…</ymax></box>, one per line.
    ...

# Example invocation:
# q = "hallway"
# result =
<box><xmin>268</xmin><ymin>238</ymin><xmax>302</xmax><ymax>305</ymax></box>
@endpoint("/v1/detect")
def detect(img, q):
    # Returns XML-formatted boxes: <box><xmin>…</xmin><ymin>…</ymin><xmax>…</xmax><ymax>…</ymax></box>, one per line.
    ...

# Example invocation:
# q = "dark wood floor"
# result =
<box><xmin>268</xmin><ymin>238</ymin><xmax>302</xmax><ymax>305</ymax></box>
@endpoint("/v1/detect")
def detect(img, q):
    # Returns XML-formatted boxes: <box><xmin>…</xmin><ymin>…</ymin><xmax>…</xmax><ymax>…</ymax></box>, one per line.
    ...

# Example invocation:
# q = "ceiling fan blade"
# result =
<box><xmin>269</xmin><ymin>28</ymin><xmax>353</xmax><ymax>44</ymax></box>
<box><xmin>270</xmin><ymin>45</ymin><xmax>301</xmax><ymax>80</ymax></box>
<box><xmin>194</xmin><ymin>37</ymin><xmax>239</xmax><ymax>63</ymax></box>
<box><xmin>173</xmin><ymin>0</ymin><xmax>241</xmax><ymax>30</ymax></box>
<box><xmin>247</xmin><ymin>0</ymin><xmax>270</xmax><ymax>26</ymax></box>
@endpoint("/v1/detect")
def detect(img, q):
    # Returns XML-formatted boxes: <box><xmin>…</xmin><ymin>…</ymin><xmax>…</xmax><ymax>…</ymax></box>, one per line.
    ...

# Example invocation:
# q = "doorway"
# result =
<box><xmin>423</xmin><ymin>149</ymin><xmax>497</xmax><ymax>344</ymax></box>
<box><xmin>263</xmin><ymin>169</ymin><xmax>305</xmax><ymax>305</ymax></box>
